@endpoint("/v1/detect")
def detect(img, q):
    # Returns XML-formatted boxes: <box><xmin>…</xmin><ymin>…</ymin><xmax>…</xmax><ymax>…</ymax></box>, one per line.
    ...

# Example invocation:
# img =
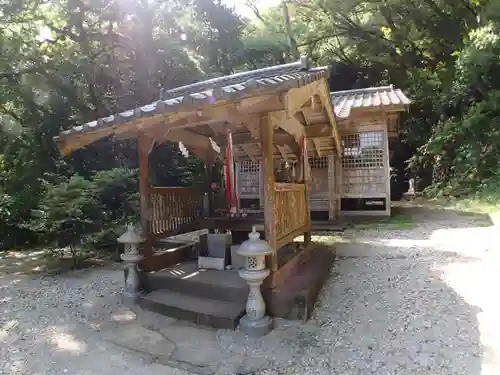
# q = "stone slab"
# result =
<box><xmin>103</xmin><ymin>324</ymin><xmax>175</xmax><ymax>360</ymax></box>
<box><xmin>138</xmin><ymin>289</ymin><xmax>245</xmax><ymax>329</ymax></box>
<box><xmin>206</xmin><ymin>233</ymin><xmax>230</xmax><ymax>258</ymax></box>
<box><xmin>145</xmin><ymin>261</ymin><xmax>248</xmax><ymax>302</ymax></box>
<box><xmin>158</xmin><ymin>358</ymin><xmax>217</xmax><ymax>375</ymax></box>
<box><xmin>198</xmin><ymin>256</ymin><xmax>225</xmax><ymax>270</ymax></box>
<box><xmin>161</xmin><ymin>324</ymin><xmax>231</xmax><ymax>368</ymax></box>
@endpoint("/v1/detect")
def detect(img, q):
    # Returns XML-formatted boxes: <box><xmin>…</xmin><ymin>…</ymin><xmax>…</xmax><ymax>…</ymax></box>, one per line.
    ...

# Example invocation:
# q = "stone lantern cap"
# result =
<box><xmin>237</xmin><ymin>226</ymin><xmax>275</xmax><ymax>256</ymax></box>
<box><xmin>117</xmin><ymin>223</ymin><xmax>144</xmax><ymax>244</ymax></box>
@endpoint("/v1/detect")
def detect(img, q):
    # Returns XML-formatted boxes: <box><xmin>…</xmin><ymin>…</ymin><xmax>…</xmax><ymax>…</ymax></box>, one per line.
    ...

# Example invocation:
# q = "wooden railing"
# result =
<box><xmin>149</xmin><ymin>187</ymin><xmax>201</xmax><ymax>238</ymax></box>
<box><xmin>273</xmin><ymin>183</ymin><xmax>308</xmax><ymax>242</ymax></box>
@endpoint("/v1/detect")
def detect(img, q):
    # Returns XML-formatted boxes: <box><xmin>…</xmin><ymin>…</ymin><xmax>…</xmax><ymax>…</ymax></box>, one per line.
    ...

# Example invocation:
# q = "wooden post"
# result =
<box><xmin>327</xmin><ymin>153</ymin><xmax>336</xmax><ymax>221</ymax></box>
<box><xmin>205</xmin><ymin>163</ymin><xmax>214</xmax><ymax>217</ymax></box>
<box><xmin>383</xmin><ymin>126</ymin><xmax>391</xmax><ymax>216</ymax></box>
<box><xmin>303</xmin><ymin>136</ymin><xmax>312</xmax><ymax>246</ymax></box>
<box><xmin>260</xmin><ymin>115</ymin><xmax>277</xmax><ymax>272</ymax></box>
<box><xmin>335</xmin><ymin>153</ymin><xmax>343</xmax><ymax>216</ymax></box>
<box><xmin>138</xmin><ymin>135</ymin><xmax>154</xmax><ymax>259</ymax></box>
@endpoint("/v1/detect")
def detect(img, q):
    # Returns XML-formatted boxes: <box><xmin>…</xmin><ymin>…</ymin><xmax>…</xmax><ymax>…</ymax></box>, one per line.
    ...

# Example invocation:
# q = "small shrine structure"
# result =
<box><xmin>56</xmin><ymin>57</ymin><xmax>340</xmax><ymax>327</ymax></box>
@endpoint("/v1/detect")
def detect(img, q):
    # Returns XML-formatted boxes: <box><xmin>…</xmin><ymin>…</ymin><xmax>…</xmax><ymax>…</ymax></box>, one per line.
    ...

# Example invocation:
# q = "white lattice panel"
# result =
<box><xmin>341</xmin><ymin>131</ymin><xmax>387</xmax><ymax>197</ymax></box>
<box><xmin>309</xmin><ymin>157</ymin><xmax>329</xmax><ymax>199</ymax></box>
<box><xmin>238</xmin><ymin>161</ymin><xmax>261</xmax><ymax>198</ymax></box>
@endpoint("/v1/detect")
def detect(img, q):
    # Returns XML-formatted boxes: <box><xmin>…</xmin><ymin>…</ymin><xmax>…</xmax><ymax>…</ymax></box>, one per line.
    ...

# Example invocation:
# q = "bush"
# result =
<box><xmin>31</xmin><ymin>175</ymin><xmax>100</xmax><ymax>267</ymax></box>
<box><xmin>86</xmin><ymin>168</ymin><xmax>140</xmax><ymax>253</ymax></box>
<box><xmin>29</xmin><ymin>168</ymin><xmax>140</xmax><ymax>265</ymax></box>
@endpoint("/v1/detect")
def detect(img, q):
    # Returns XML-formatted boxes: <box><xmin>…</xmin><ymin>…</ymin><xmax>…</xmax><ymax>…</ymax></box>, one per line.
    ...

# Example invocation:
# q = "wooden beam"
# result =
<box><xmin>317</xmin><ymin>78</ymin><xmax>342</xmax><ymax>156</ymax></box>
<box><xmin>200</xmin><ymin>106</ymin><xmax>246</xmax><ymax>125</ymax></box>
<box><xmin>305</xmin><ymin>123</ymin><xmax>333</xmax><ymax>138</ymax></box>
<box><xmin>58</xmin><ymin>91</ymin><xmax>286</xmax><ymax>155</ymax></box>
<box><xmin>302</xmin><ymin>136</ymin><xmax>312</xmax><ymax>246</ymax></box>
<box><xmin>241</xmin><ymin>116</ymin><xmax>261</xmax><ymax>140</ymax></box>
<box><xmin>284</xmin><ymin>80</ymin><xmax>321</xmax><ymax>116</ymax></box>
<box><xmin>214</xmin><ymin>131</ymin><xmax>295</xmax><ymax>148</ymax></box>
<box><xmin>59</xmin><ymin>127</ymin><xmax>115</xmax><ymax>155</ymax></box>
<box><xmin>236</xmin><ymin>94</ymin><xmax>284</xmax><ymax>113</ymax></box>
<box><xmin>269</xmin><ymin>110</ymin><xmax>304</xmax><ymax>143</ymax></box>
<box><xmin>153</xmin><ymin>128</ymin><xmax>217</xmax><ymax>150</ymax></box>
<box><xmin>260</xmin><ymin>115</ymin><xmax>277</xmax><ymax>272</ymax></box>
<box><xmin>312</xmin><ymin>138</ymin><xmax>322</xmax><ymax>157</ymax></box>
<box><xmin>240</xmin><ymin>144</ymin><xmax>256</xmax><ymax>162</ymax></box>
<box><xmin>311</xmin><ymin>94</ymin><xmax>321</xmax><ymax>111</ymax></box>
<box><xmin>276</xmin><ymin>144</ymin><xmax>288</xmax><ymax>162</ymax></box>
<box><xmin>138</xmin><ymin>135</ymin><xmax>154</xmax><ymax>259</ymax></box>
<box><xmin>155</xmin><ymin>128</ymin><xmax>220</xmax><ymax>165</ymax></box>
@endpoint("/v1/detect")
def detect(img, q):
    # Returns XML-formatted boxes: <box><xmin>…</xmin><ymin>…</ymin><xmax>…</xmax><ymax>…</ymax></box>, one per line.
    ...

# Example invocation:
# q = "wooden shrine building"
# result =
<box><xmin>235</xmin><ymin>85</ymin><xmax>410</xmax><ymax>218</ymax></box>
<box><xmin>55</xmin><ymin>58</ymin><xmax>410</xmax><ymax>327</ymax></box>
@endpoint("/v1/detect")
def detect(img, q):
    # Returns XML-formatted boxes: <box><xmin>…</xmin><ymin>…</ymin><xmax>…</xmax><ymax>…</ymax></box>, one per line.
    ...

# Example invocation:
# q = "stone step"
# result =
<box><xmin>138</xmin><ymin>289</ymin><xmax>246</xmax><ymax>329</ymax></box>
<box><xmin>146</xmin><ymin>261</ymin><xmax>248</xmax><ymax>303</ymax></box>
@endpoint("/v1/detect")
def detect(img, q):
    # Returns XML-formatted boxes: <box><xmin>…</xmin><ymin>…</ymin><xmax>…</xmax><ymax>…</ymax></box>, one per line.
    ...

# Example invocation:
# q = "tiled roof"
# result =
<box><xmin>56</xmin><ymin>57</ymin><xmax>328</xmax><ymax>140</ymax></box>
<box><xmin>331</xmin><ymin>85</ymin><xmax>410</xmax><ymax>118</ymax></box>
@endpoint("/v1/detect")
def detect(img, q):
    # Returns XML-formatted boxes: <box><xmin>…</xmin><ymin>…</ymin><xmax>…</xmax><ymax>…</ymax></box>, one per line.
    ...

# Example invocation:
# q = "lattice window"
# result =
<box><xmin>309</xmin><ymin>156</ymin><xmax>329</xmax><ymax>200</ymax></box>
<box><xmin>309</xmin><ymin>156</ymin><xmax>328</xmax><ymax>169</ymax></box>
<box><xmin>238</xmin><ymin>161</ymin><xmax>260</xmax><ymax>197</ymax></box>
<box><xmin>240</xmin><ymin>160</ymin><xmax>260</xmax><ymax>173</ymax></box>
<box><xmin>341</xmin><ymin>131</ymin><xmax>386</xmax><ymax>196</ymax></box>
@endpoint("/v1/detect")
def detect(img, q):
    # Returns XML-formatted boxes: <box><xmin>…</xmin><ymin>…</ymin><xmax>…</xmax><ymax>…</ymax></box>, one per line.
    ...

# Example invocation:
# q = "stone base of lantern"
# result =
<box><xmin>122</xmin><ymin>267</ymin><xmax>142</xmax><ymax>305</ymax></box>
<box><xmin>239</xmin><ymin>314</ymin><xmax>273</xmax><ymax>337</ymax></box>
<box><xmin>121</xmin><ymin>252</ymin><xmax>143</xmax><ymax>305</ymax></box>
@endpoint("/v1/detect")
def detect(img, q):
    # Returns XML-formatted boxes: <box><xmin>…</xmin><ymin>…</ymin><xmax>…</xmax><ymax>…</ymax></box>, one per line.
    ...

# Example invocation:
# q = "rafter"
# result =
<box><xmin>276</xmin><ymin>144</ymin><xmax>289</xmax><ymax>162</ymax></box>
<box><xmin>240</xmin><ymin>144</ymin><xmax>256</xmax><ymax>162</ymax></box>
<box><xmin>284</xmin><ymin>80</ymin><xmax>321</xmax><ymax>115</ymax></box>
<box><xmin>269</xmin><ymin>110</ymin><xmax>304</xmax><ymax>143</ymax></box>
<box><xmin>312</xmin><ymin>138</ymin><xmax>323</xmax><ymax>157</ymax></box>
<box><xmin>317</xmin><ymin>78</ymin><xmax>342</xmax><ymax>156</ymax></box>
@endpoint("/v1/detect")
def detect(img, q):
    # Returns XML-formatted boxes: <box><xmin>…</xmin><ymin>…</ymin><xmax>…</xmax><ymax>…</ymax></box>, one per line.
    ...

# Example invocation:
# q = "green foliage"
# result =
<box><xmin>87</xmin><ymin>168</ymin><xmax>140</xmax><ymax>250</ymax></box>
<box><xmin>454</xmin><ymin>23</ymin><xmax>500</xmax><ymax>102</ymax></box>
<box><xmin>29</xmin><ymin>168</ymin><xmax>140</xmax><ymax>258</ymax></box>
<box><xmin>31</xmin><ymin>176</ymin><xmax>100</xmax><ymax>263</ymax></box>
<box><xmin>422</xmin><ymin>90</ymin><xmax>500</xmax><ymax>195</ymax></box>
<box><xmin>0</xmin><ymin>0</ymin><xmax>239</xmax><ymax>250</ymax></box>
<box><xmin>92</xmin><ymin>168</ymin><xmax>140</xmax><ymax>221</ymax></box>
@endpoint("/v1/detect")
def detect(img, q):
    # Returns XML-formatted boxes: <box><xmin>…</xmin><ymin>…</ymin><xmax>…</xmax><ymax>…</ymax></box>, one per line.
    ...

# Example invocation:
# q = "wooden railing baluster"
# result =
<box><xmin>273</xmin><ymin>183</ymin><xmax>308</xmax><ymax>242</ymax></box>
<box><xmin>149</xmin><ymin>187</ymin><xmax>201</xmax><ymax>239</ymax></box>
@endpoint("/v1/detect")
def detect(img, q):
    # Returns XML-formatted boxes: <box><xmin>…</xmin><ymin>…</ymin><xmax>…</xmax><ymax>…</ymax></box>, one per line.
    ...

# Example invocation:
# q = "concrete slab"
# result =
<box><xmin>103</xmin><ymin>324</ymin><xmax>175</xmax><ymax>360</ymax></box>
<box><xmin>160</xmin><ymin>324</ymin><xmax>231</xmax><ymax>368</ymax></box>
<box><xmin>157</xmin><ymin>358</ymin><xmax>217</xmax><ymax>375</ymax></box>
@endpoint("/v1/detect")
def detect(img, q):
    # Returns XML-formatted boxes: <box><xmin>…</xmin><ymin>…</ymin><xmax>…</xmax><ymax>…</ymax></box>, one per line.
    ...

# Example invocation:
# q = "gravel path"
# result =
<box><xmin>1</xmin><ymin>204</ymin><xmax>500</xmax><ymax>375</ymax></box>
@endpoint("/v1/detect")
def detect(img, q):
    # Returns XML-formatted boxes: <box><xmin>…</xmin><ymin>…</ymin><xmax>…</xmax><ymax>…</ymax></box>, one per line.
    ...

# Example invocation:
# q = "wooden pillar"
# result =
<box><xmin>259</xmin><ymin>160</ymin><xmax>265</xmax><ymax>211</ymax></box>
<box><xmin>138</xmin><ymin>135</ymin><xmax>154</xmax><ymax>259</ymax></box>
<box><xmin>335</xmin><ymin>153</ymin><xmax>343</xmax><ymax>216</ymax></box>
<box><xmin>303</xmin><ymin>136</ymin><xmax>312</xmax><ymax>246</ymax></box>
<box><xmin>204</xmin><ymin>164</ymin><xmax>214</xmax><ymax>217</ymax></box>
<box><xmin>260</xmin><ymin>115</ymin><xmax>277</xmax><ymax>272</ymax></box>
<box><xmin>383</xmin><ymin>127</ymin><xmax>391</xmax><ymax>216</ymax></box>
<box><xmin>327</xmin><ymin>153</ymin><xmax>336</xmax><ymax>221</ymax></box>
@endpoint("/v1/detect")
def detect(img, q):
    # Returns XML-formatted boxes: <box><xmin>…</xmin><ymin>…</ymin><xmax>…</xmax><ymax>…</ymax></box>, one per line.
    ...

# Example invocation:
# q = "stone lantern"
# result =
<box><xmin>117</xmin><ymin>223</ymin><xmax>144</xmax><ymax>303</ymax></box>
<box><xmin>236</xmin><ymin>226</ymin><xmax>275</xmax><ymax>337</ymax></box>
